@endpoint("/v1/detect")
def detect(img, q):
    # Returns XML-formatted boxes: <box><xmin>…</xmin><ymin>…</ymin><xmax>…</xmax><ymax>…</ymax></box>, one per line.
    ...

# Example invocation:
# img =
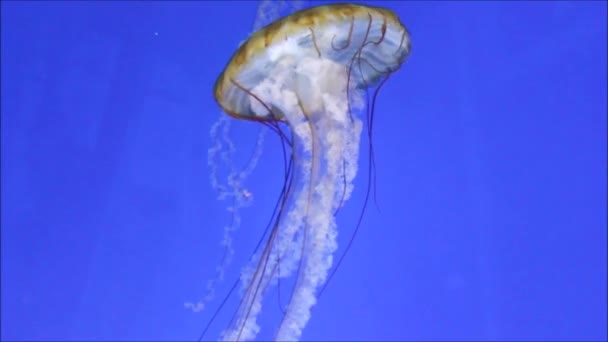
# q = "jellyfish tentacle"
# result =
<box><xmin>308</xmin><ymin>27</ymin><xmax>322</xmax><ymax>58</ymax></box>
<box><xmin>319</xmin><ymin>71</ymin><xmax>393</xmax><ymax>299</ymax></box>
<box><xmin>356</xmin><ymin>57</ymin><xmax>382</xmax><ymax>213</ymax></box>
<box><xmin>235</xmin><ymin>227</ymin><xmax>277</xmax><ymax>341</ymax></box>
<box><xmin>370</xmin><ymin>15</ymin><xmax>388</xmax><ymax>46</ymax></box>
<box><xmin>342</xmin><ymin>10</ymin><xmax>374</xmax><ymax>124</ymax></box>
<box><xmin>333</xmin><ymin>158</ymin><xmax>348</xmax><ymax>216</ymax></box>
<box><xmin>331</xmin><ymin>15</ymin><xmax>355</xmax><ymax>51</ymax></box>
<box><xmin>395</xmin><ymin>28</ymin><xmax>411</xmax><ymax>57</ymax></box>
<box><xmin>319</xmin><ymin>25</ymin><xmax>400</xmax><ymax>296</ymax></box>
<box><xmin>273</xmin><ymin>93</ymin><xmax>321</xmax><ymax>338</ymax></box>
<box><xmin>230</xmin><ymin>79</ymin><xmax>277</xmax><ymax>120</ymax></box>
<box><xmin>202</xmin><ymin>117</ymin><xmax>296</xmax><ymax>342</ymax></box>
<box><xmin>229</xmin><ymin>120</ymin><xmax>298</xmax><ymax>342</ymax></box>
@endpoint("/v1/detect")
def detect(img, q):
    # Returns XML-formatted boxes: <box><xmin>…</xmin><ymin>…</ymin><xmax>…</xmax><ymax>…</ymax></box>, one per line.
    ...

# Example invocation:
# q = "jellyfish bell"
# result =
<box><xmin>210</xmin><ymin>3</ymin><xmax>410</xmax><ymax>341</ymax></box>
<box><xmin>214</xmin><ymin>4</ymin><xmax>410</xmax><ymax>122</ymax></box>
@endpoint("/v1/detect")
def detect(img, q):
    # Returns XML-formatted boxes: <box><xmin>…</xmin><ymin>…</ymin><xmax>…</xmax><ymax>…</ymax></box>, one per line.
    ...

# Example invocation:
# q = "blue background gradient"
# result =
<box><xmin>1</xmin><ymin>1</ymin><xmax>606</xmax><ymax>341</ymax></box>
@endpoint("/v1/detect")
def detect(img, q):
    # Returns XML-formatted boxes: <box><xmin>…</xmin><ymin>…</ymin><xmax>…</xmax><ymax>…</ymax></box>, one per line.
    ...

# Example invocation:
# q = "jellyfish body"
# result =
<box><xmin>213</xmin><ymin>4</ymin><xmax>410</xmax><ymax>341</ymax></box>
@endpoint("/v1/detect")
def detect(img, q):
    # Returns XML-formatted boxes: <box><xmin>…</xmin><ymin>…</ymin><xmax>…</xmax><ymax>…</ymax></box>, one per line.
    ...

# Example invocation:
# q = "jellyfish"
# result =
<box><xmin>207</xmin><ymin>3</ymin><xmax>411</xmax><ymax>341</ymax></box>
